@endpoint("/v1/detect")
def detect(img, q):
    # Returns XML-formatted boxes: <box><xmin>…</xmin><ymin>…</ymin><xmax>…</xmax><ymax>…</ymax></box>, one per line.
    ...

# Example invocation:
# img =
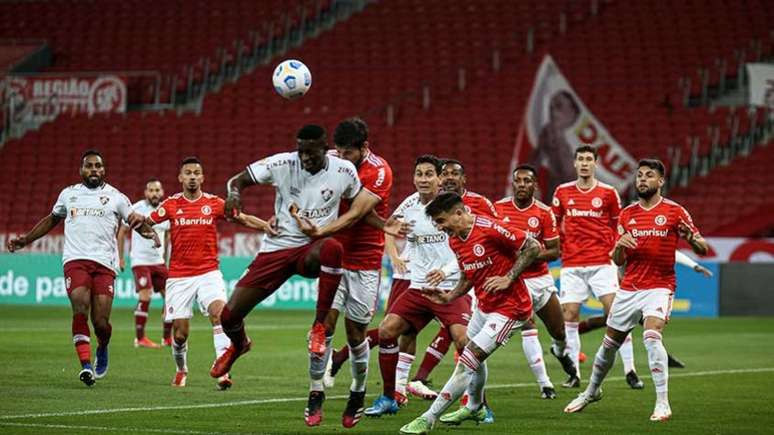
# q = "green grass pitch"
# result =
<box><xmin>1</xmin><ymin>306</ymin><xmax>773</xmax><ymax>434</ymax></box>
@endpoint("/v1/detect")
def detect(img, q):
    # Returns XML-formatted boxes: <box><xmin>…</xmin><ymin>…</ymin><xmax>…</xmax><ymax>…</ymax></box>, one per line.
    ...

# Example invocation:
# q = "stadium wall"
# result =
<box><xmin>719</xmin><ymin>263</ymin><xmax>774</xmax><ymax>316</ymax></box>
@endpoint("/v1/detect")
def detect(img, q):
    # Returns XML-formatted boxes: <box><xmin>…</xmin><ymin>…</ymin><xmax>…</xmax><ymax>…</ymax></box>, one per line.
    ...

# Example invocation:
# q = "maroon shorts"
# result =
<box><xmin>63</xmin><ymin>260</ymin><xmax>116</xmax><ymax>297</ymax></box>
<box><xmin>237</xmin><ymin>239</ymin><xmax>330</xmax><ymax>291</ymax></box>
<box><xmin>132</xmin><ymin>264</ymin><xmax>168</xmax><ymax>292</ymax></box>
<box><xmin>385</xmin><ymin>278</ymin><xmax>410</xmax><ymax>312</ymax></box>
<box><xmin>388</xmin><ymin>288</ymin><xmax>472</xmax><ymax>333</ymax></box>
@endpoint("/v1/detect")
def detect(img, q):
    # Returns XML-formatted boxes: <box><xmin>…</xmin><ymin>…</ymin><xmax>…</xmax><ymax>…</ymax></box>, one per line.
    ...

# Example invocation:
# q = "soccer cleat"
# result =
<box><xmin>79</xmin><ymin>366</ymin><xmax>95</xmax><ymax>387</ymax></box>
<box><xmin>322</xmin><ymin>355</ymin><xmax>335</xmax><ymax>388</ymax></box>
<box><xmin>134</xmin><ymin>336</ymin><xmax>161</xmax><ymax>349</ymax></box>
<box><xmin>342</xmin><ymin>390</ymin><xmax>366</xmax><ymax>428</ymax></box>
<box><xmin>308</xmin><ymin>322</ymin><xmax>327</xmax><ymax>356</ymax></box>
<box><xmin>162</xmin><ymin>337</ymin><xmax>173</xmax><ymax>347</ymax></box>
<box><xmin>407</xmin><ymin>380</ymin><xmax>438</xmax><ymax>400</ymax></box>
<box><xmin>668</xmin><ymin>353</ymin><xmax>686</xmax><ymax>369</ymax></box>
<box><xmin>562</xmin><ymin>374</ymin><xmax>581</xmax><ymax>388</ymax></box>
<box><xmin>394</xmin><ymin>391</ymin><xmax>409</xmax><ymax>407</ymax></box>
<box><xmin>216</xmin><ymin>373</ymin><xmax>233</xmax><ymax>391</ymax></box>
<box><xmin>94</xmin><ymin>345</ymin><xmax>109</xmax><ymax>379</ymax></box>
<box><xmin>439</xmin><ymin>406</ymin><xmax>487</xmax><ymax>426</ymax></box>
<box><xmin>364</xmin><ymin>394</ymin><xmax>399</xmax><ymax>417</ymax></box>
<box><xmin>541</xmin><ymin>386</ymin><xmax>557</xmax><ymax>399</ymax></box>
<box><xmin>626</xmin><ymin>371</ymin><xmax>645</xmax><ymax>389</ymax></box>
<box><xmin>304</xmin><ymin>391</ymin><xmax>325</xmax><ymax>426</ymax></box>
<box><xmin>400</xmin><ymin>416</ymin><xmax>435</xmax><ymax>434</ymax></box>
<box><xmin>650</xmin><ymin>401</ymin><xmax>672</xmax><ymax>421</ymax></box>
<box><xmin>564</xmin><ymin>388</ymin><xmax>603</xmax><ymax>413</ymax></box>
<box><xmin>550</xmin><ymin>347</ymin><xmax>579</xmax><ymax>378</ymax></box>
<box><xmin>482</xmin><ymin>406</ymin><xmax>495</xmax><ymax>424</ymax></box>
<box><xmin>210</xmin><ymin>338</ymin><xmax>252</xmax><ymax>378</ymax></box>
<box><xmin>578</xmin><ymin>351</ymin><xmax>587</xmax><ymax>363</ymax></box>
<box><xmin>171</xmin><ymin>371</ymin><xmax>187</xmax><ymax>387</ymax></box>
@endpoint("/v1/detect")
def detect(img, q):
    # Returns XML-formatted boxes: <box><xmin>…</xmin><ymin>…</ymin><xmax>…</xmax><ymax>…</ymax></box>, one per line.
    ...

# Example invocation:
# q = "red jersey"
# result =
<box><xmin>617</xmin><ymin>198</ymin><xmax>701</xmax><ymax>292</ymax></box>
<box><xmin>149</xmin><ymin>192</ymin><xmax>225</xmax><ymax>278</ymax></box>
<box><xmin>449</xmin><ymin>215</ymin><xmax>533</xmax><ymax>320</ymax></box>
<box><xmin>335</xmin><ymin>150</ymin><xmax>393</xmax><ymax>270</ymax></box>
<box><xmin>552</xmin><ymin>180</ymin><xmax>621</xmax><ymax>267</ymax></box>
<box><xmin>495</xmin><ymin>197</ymin><xmax>559</xmax><ymax>279</ymax></box>
<box><xmin>462</xmin><ymin>190</ymin><xmax>498</xmax><ymax>217</ymax></box>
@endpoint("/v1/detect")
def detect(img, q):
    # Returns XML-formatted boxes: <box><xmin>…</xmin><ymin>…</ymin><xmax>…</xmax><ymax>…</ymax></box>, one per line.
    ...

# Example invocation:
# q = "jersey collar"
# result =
<box><xmin>512</xmin><ymin>197</ymin><xmax>535</xmax><ymax>211</ymax></box>
<box><xmin>637</xmin><ymin>196</ymin><xmax>663</xmax><ymax>211</ymax></box>
<box><xmin>574</xmin><ymin>179</ymin><xmax>598</xmax><ymax>194</ymax></box>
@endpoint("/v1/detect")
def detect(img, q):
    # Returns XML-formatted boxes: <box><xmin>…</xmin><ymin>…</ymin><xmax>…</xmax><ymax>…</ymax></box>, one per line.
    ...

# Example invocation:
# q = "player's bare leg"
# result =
<box><xmin>70</xmin><ymin>287</ymin><xmax>95</xmax><ymax>386</ymax></box>
<box><xmin>520</xmin><ymin>319</ymin><xmax>555</xmax><ymax>399</ymax></box>
<box><xmin>208</xmin><ymin>299</ymin><xmax>233</xmax><ymax>390</ymax></box>
<box><xmin>91</xmin><ymin>292</ymin><xmax>113</xmax><ymax>380</ymax></box>
<box><xmin>536</xmin><ymin>294</ymin><xmax>578</xmax><ymax>379</ymax></box>
<box><xmin>171</xmin><ymin>318</ymin><xmax>190</xmax><ymax>387</ymax></box>
<box><xmin>642</xmin><ymin>317</ymin><xmax>670</xmax><ymax>421</ymax></box>
<box><xmin>134</xmin><ymin>287</ymin><xmax>160</xmax><ymax>348</ymax></box>
<box><xmin>599</xmin><ymin>293</ymin><xmax>643</xmax><ymax>389</ymax></box>
<box><xmin>561</xmin><ymin>301</ymin><xmax>583</xmax><ymax>387</ymax></box>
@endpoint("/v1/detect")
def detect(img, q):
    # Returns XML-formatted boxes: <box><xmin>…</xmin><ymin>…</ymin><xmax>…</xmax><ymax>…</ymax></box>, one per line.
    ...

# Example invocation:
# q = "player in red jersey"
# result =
<box><xmin>129</xmin><ymin>157</ymin><xmax>272</xmax><ymax>389</ymax></box>
<box><xmin>495</xmin><ymin>164</ymin><xmax>579</xmax><ymax>398</ymax></box>
<box><xmin>292</xmin><ymin>118</ymin><xmax>393</xmax><ymax>428</ymax></box>
<box><xmin>7</xmin><ymin>150</ymin><xmax>159</xmax><ymax>386</ymax></box>
<box><xmin>400</xmin><ymin>192</ymin><xmax>540</xmax><ymax>434</ymax></box>
<box><xmin>551</xmin><ymin>145</ymin><xmax>641</xmax><ymax>389</ymax></box>
<box><xmin>440</xmin><ymin>159</ymin><xmax>499</xmax><ymax>217</ymax></box>
<box><xmin>565</xmin><ymin>159</ymin><xmax>708</xmax><ymax>422</ymax></box>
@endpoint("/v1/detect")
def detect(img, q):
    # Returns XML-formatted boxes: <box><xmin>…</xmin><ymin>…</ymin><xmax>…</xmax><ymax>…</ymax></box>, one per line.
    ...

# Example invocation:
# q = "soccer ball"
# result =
<box><xmin>272</xmin><ymin>59</ymin><xmax>312</xmax><ymax>100</ymax></box>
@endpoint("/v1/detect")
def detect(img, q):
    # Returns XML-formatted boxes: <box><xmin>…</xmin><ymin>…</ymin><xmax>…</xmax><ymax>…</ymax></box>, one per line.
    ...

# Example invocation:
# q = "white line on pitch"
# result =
<box><xmin>0</xmin><ymin>324</ymin><xmax>309</xmax><ymax>333</ymax></box>
<box><xmin>2</xmin><ymin>367</ymin><xmax>772</xmax><ymax>421</ymax></box>
<box><xmin>0</xmin><ymin>422</ymin><xmax>248</xmax><ymax>434</ymax></box>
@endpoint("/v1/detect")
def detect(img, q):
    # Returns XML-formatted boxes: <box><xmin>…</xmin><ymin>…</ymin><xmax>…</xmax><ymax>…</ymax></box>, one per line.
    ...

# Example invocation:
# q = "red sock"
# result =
<box><xmin>413</xmin><ymin>327</ymin><xmax>452</xmax><ymax>382</ymax></box>
<box><xmin>314</xmin><ymin>238</ymin><xmax>343</xmax><ymax>325</ymax></box>
<box><xmin>220</xmin><ymin>305</ymin><xmax>248</xmax><ymax>349</ymax></box>
<box><xmin>134</xmin><ymin>300</ymin><xmax>150</xmax><ymax>340</ymax></box>
<box><xmin>95</xmin><ymin>322</ymin><xmax>112</xmax><ymax>348</ymax></box>
<box><xmin>72</xmin><ymin>313</ymin><xmax>91</xmax><ymax>365</ymax></box>
<box><xmin>379</xmin><ymin>336</ymin><xmax>399</xmax><ymax>397</ymax></box>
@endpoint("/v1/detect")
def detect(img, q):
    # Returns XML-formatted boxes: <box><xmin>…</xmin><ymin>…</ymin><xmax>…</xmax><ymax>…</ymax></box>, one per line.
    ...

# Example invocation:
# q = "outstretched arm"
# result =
<box><xmin>225</xmin><ymin>170</ymin><xmax>259</xmax><ymax>220</ymax></box>
<box><xmin>422</xmin><ymin>273</ymin><xmax>473</xmax><ymax>305</ymax></box>
<box><xmin>538</xmin><ymin>237</ymin><xmax>561</xmax><ymax>263</ymax></box>
<box><xmin>233</xmin><ymin>212</ymin><xmax>278</xmax><ymax>235</ymax></box>
<box><xmin>6</xmin><ymin>214</ymin><xmax>62</xmax><ymax>252</ymax></box>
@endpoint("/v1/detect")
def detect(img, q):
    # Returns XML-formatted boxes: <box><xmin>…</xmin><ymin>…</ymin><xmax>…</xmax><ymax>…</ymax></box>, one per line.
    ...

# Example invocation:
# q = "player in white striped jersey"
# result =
<box><xmin>118</xmin><ymin>178</ymin><xmax>172</xmax><ymax>349</ymax></box>
<box><xmin>6</xmin><ymin>150</ymin><xmax>158</xmax><ymax>387</ymax></box>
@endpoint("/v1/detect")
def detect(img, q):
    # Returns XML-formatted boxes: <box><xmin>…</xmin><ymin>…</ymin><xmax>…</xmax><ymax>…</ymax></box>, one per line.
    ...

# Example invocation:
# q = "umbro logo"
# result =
<box><xmin>628</xmin><ymin>218</ymin><xmax>636</xmax><ymax>225</ymax></box>
<box><xmin>176</xmin><ymin>209</ymin><xmax>184</xmax><ymax>215</ymax></box>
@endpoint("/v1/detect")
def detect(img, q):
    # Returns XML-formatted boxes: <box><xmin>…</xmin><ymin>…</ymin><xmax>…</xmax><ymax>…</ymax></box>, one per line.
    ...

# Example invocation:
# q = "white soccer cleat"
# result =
<box><xmin>564</xmin><ymin>388</ymin><xmax>602</xmax><ymax>413</ymax></box>
<box><xmin>407</xmin><ymin>380</ymin><xmax>438</xmax><ymax>400</ymax></box>
<box><xmin>322</xmin><ymin>356</ymin><xmax>335</xmax><ymax>389</ymax></box>
<box><xmin>650</xmin><ymin>401</ymin><xmax>672</xmax><ymax>422</ymax></box>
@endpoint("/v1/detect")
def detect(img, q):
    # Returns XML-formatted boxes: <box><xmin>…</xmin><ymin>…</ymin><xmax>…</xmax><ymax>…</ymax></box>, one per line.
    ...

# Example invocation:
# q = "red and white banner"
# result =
<box><xmin>6</xmin><ymin>75</ymin><xmax>127</xmax><ymax>123</ymax></box>
<box><xmin>509</xmin><ymin>55</ymin><xmax>636</xmax><ymax>199</ymax></box>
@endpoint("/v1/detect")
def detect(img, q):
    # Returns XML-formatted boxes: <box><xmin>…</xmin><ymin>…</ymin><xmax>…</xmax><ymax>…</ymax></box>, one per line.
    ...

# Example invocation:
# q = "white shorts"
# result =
<box><xmin>332</xmin><ymin>269</ymin><xmax>380</xmax><ymax>324</ymax></box>
<box><xmin>164</xmin><ymin>270</ymin><xmax>227</xmax><ymax>321</ymax></box>
<box><xmin>524</xmin><ymin>273</ymin><xmax>558</xmax><ymax>312</ymax></box>
<box><xmin>607</xmin><ymin>288</ymin><xmax>673</xmax><ymax>332</ymax></box>
<box><xmin>466</xmin><ymin>309</ymin><xmax>527</xmax><ymax>354</ymax></box>
<box><xmin>559</xmin><ymin>264</ymin><xmax>619</xmax><ymax>304</ymax></box>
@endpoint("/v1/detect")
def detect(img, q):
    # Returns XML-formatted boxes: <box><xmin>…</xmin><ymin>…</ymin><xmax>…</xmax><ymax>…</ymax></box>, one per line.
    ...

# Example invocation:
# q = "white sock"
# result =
<box><xmin>422</xmin><ymin>349</ymin><xmax>479</xmax><ymax>424</ymax></box>
<box><xmin>212</xmin><ymin>325</ymin><xmax>231</xmax><ymax>359</ymax></box>
<box><xmin>588</xmin><ymin>335</ymin><xmax>620</xmax><ymax>396</ymax></box>
<box><xmin>565</xmin><ymin>322</ymin><xmax>580</xmax><ymax>377</ymax></box>
<box><xmin>619</xmin><ymin>333</ymin><xmax>635</xmax><ymax>374</ymax></box>
<box><xmin>309</xmin><ymin>335</ymin><xmax>333</xmax><ymax>391</ymax></box>
<box><xmin>172</xmin><ymin>340</ymin><xmax>188</xmax><ymax>372</ymax></box>
<box><xmin>465</xmin><ymin>361</ymin><xmax>488</xmax><ymax>411</ymax></box>
<box><xmin>349</xmin><ymin>340</ymin><xmax>369</xmax><ymax>393</ymax></box>
<box><xmin>644</xmin><ymin>330</ymin><xmax>669</xmax><ymax>403</ymax></box>
<box><xmin>522</xmin><ymin>330</ymin><xmax>552</xmax><ymax>388</ymax></box>
<box><xmin>396</xmin><ymin>352</ymin><xmax>415</xmax><ymax>394</ymax></box>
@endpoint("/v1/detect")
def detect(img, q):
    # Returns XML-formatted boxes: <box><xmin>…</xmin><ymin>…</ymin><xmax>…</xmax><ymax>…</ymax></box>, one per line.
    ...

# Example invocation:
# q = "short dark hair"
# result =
<box><xmin>81</xmin><ymin>149</ymin><xmax>103</xmax><ymax>164</ymax></box>
<box><xmin>414</xmin><ymin>154</ymin><xmax>443</xmax><ymax>175</ymax></box>
<box><xmin>425</xmin><ymin>192</ymin><xmax>464</xmax><ymax>219</ymax></box>
<box><xmin>333</xmin><ymin>117</ymin><xmax>368</xmax><ymax>149</ymax></box>
<box><xmin>442</xmin><ymin>158</ymin><xmax>465</xmax><ymax>174</ymax></box>
<box><xmin>638</xmin><ymin>158</ymin><xmax>666</xmax><ymax>177</ymax></box>
<box><xmin>145</xmin><ymin>177</ymin><xmax>161</xmax><ymax>186</ymax></box>
<box><xmin>574</xmin><ymin>145</ymin><xmax>598</xmax><ymax>159</ymax></box>
<box><xmin>297</xmin><ymin>124</ymin><xmax>327</xmax><ymax>141</ymax></box>
<box><xmin>180</xmin><ymin>156</ymin><xmax>202</xmax><ymax>168</ymax></box>
<box><xmin>513</xmin><ymin>164</ymin><xmax>538</xmax><ymax>179</ymax></box>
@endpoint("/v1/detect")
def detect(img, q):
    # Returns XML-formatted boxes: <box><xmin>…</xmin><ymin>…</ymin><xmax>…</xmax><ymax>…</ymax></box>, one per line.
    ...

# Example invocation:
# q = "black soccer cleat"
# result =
<box><xmin>541</xmin><ymin>386</ymin><xmax>557</xmax><ymax>399</ymax></box>
<box><xmin>667</xmin><ymin>353</ymin><xmax>686</xmax><ymax>369</ymax></box>
<box><xmin>562</xmin><ymin>375</ymin><xmax>581</xmax><ymax>388</ymax></box>
<box><xmin>626</xmin><ymin>371</ymin><xmax>644</xmax><ymax>389</ymax></box>
<box><xmin>304</xmin><ymin>391</ymin><xmax>325</xmax><ymax>426</ymax></box>
<box><xmin>79</xmin><ymin>368</ymin><xmax>95</xmax><ymax>387</ymax></box>
<box><xmin>342</xmin><ymin>390</ymin><xmax>366</xmax><ymax>428</ymax></box>
<box><xmin>551</xmin><ymin>347</ymin><xmax>579</xmax><ymax>378</ymax></box>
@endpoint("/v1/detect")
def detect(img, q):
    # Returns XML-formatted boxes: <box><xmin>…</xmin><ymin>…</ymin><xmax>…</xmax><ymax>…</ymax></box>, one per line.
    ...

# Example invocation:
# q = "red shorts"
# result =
<box><xmin>237</xmin><ymin>239</ymin><xmax>331</xmax><ymax>291</ymax></box>
<box><xmin>388</xmin><ymin>288</ymin><xmax>472</xmax><ymax>333</ymax></box>
<box><xmin>132</xmin><ymin>264</ymin><xmax>168</xmax><ymax>292</ymax></box>
<box><xmin>63</xmin><ymin>260</ymin><xmax>116</xmax><ymax>298</ymax></box>
<box><xmin>385</xmin><ymin>278</ymin><xmax>410</xmax><ymax>312</ymax></box>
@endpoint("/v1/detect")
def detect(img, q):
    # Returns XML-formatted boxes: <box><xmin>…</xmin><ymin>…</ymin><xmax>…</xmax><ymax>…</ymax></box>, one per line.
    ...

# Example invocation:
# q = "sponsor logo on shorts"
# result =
<box><xmin>655</xmin><ymin>215</ymin><xmax>667</xmax><ymax>226</ymax></box>
<box><xmin>473</xmin><ymin>244</ymin><xmax>485</xmax><ymax>257</ymax></box>
<box><xmin>168</xmin><ymin>306</ymin><xmax>174</xmax><ymax>314</ymax></box>
<box><xmin>138</xmin><ymin>276</ymin><xmax>148</xmax><ymax>287</ymax></box>
<box><xmin>591</xmin><ymin>197</ymin><xmax>602</xmax><ymax>208</ymax></box>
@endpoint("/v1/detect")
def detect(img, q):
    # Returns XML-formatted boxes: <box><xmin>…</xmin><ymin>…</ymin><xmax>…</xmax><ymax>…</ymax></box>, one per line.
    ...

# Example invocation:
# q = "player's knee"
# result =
<box><xmin>92</xmin><ymin>318</ymin><xmax>109</xmax><ymax>333</ymax></box>
<box><xmin>174</xmin><ymin>329</ymin><xmax>188</xmax><ymax>343</ymax></box>
<box><xmin>319</xmin><ymin>238</ymin><xmax>343</xmax><ymax>264</ymax></box>
<box><xmin>378</xmin><ymin>324</ymin><xmax>397</xmax><ymax>342</ymax></box>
